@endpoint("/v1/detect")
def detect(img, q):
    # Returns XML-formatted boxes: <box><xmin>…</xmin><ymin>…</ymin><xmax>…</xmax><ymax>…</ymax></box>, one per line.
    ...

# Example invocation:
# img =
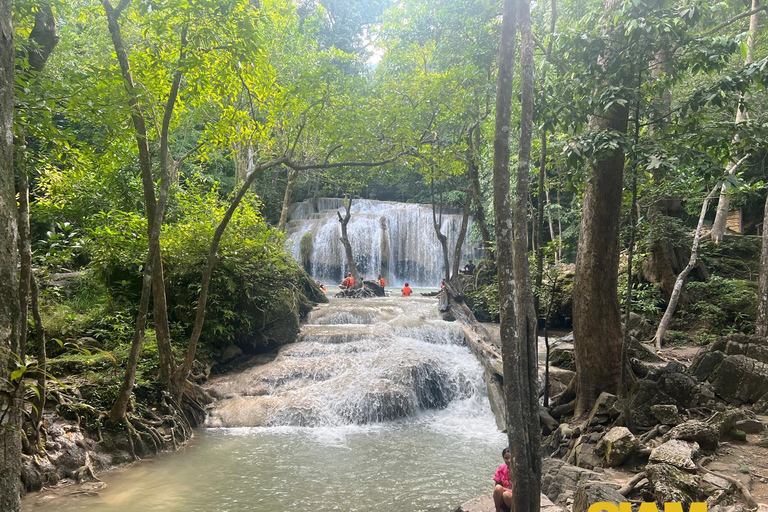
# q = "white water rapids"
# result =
<box><xmin>23</xmin><ymin>296</ymin><xmax>505</xmax><ymax>512</ymax></box>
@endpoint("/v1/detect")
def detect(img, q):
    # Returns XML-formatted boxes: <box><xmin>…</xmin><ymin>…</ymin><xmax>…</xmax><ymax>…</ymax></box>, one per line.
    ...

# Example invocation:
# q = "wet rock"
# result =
<box><xmin>652</xmin><ymin>404</ymin><xmax>683</xmax><ymax>425</ymax></box>
<box><xmin>646</xmin><ymin>463</ymin><xmax>705</xmax><ymax>507</ymax></box>
<box><xmin>573</xmin><ymin>483</ymin><xmax>625</xmax><ymax>512</ymax></box>
<box><xmin>648</xmin><ymin>440</ymin><xmax>699</xmax><ymax>470</ymax></box>
<box><xmin>663</xmin><ymin>421</ymin><xmax>719</xmax><ymax>451</ymax></box>
<box><xmin>541</xmin><ymin>458</ymin><xmax>603</xmax><ymax>506</ymax></box>
<box><xmin>595</xmin><ymin>427</ymin><xmax>637</xmax><ymax>467</ymax></box>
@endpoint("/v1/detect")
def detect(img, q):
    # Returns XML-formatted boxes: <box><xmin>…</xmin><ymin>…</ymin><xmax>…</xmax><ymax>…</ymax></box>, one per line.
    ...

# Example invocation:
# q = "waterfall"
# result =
<box><xmin>285</xmin><ymin>198</ymin><xmax>477</xmax><ymax>288</ymax></box>
<box><xmin>205</xmin><ymin>297</ymin><xmax>490</xmax><ymax>428</ymax></box>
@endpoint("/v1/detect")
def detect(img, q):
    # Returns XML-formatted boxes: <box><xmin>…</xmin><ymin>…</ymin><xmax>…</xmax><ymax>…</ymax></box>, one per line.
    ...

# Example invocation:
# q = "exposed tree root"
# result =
<box><xmin>619</xmin><ymin>471</ymin><xmax>647</xmax><ymax>497</ymax></box>
<box><xmin>698</xmin><ymin>456</ymin><xmax>758</xmax><ymax>510</ymax></box>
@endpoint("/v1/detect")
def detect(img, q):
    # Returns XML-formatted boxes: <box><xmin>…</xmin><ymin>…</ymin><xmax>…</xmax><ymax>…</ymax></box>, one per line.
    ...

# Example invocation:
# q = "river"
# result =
<box><xmin>24</xmin><ymin>296</ymin><xmax>506</xmax><ymax>512</ymax></box>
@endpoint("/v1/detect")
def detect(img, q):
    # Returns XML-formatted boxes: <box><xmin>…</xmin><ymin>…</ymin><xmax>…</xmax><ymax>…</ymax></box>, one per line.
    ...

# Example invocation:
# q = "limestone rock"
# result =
<box><xmin>573</xmin><ymin>483</ymin><xmax>625</xmax><ymax>512</ymax></box>
<box><xmin>219</xmin><ymin>344</ymin><xmax>243</xmax><ymax>364</ymax></box>
<box><xmin>651</xmin><ymin>404</ymin><xmax>683</xmax><ymax>425</ymax></box>
<box><xmin>734</xmin><ymin>418</ymin><xmax>764</xmax><ymax>434</ymax></box>
<box><xmin>568</xmin><ymin>437</ymin><xmax>603</xmax><ymax>470</ymax></box>
<box><xmin>649</xmin><ymin>440</ymin><xmax>700</xmax><ymax>470</ymax></box>
<box><xmin>453</xmin><ymin>493</ymin><xmax>565</xmax><ymax>512</ymax></box>
<box><xmin>587</xmin><ymin>392</ymin><xmax>620</xmax><ymax>426</ymax></box>
<box><xmin>701</xmin><ymin>473</ymin><xmax>736</xmax><ymax>495</ymax></box>
<box><xmin>541</xmin><ymin>458</ymin><xmax>603</xmax><ymax>506</ymax></box>
<box><xmin>595</xmin><ymin>427</ymin><xmax>637</xmax><ymax>467</ymax></box>
<box><xmin>646</xmin><ymin>463</ymin><xmax>705</xmax><ymax>507</ymax></box>
<box><xmin>663</xmin><ymin>420</ymin><xmax>719</xmax><ymax>451</ymax></box>
<box><xmin>550</xmin><ymin>343</ymin><xmax>575</xmax><ymax>371</ymax></box>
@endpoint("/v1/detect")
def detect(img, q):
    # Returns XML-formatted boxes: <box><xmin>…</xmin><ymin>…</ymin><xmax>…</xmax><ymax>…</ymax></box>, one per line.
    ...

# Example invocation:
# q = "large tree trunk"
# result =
<box><xmin>510</xmin><ymin>0</ymin><xmax>542</xmax><ymax>509</ymax></box>
<box><xmin>572</xmin><ymin>0</ymin><xmax>628</xmax><ymax>417</ymax></box>
<box><xmin>492</xmin><ymin>0</ymin><xmax>528</xmax><ymax>510</ymax></box>
<box><xmin>711</xmin><ymin>0</ymin><xmax>759</xmax><ymax>244</ymax></box>
<box><xmin>337</xmin><ymin>195</ymin><xmax>360</xmax><ymax>287</ymax></box>
<box><xmin>278</xmin><ymin>168</ymin><xmax>298</xmax><ymax>232</ymax></box>
<box><xmin>0</xmin><ymin>0</ymin><xmax>22</xmax><ymax>505</ymax></box>
<box><xmin>654</xmin><ymin>185</ymin><xmax>720</xmax><ymax>348</ymax></box>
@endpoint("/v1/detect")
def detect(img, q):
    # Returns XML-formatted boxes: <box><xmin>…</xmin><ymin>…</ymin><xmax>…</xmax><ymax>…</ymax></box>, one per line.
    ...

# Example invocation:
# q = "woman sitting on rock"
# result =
<box><xmin>493</xmin><ymin>447</ymin><xmax>513</xmax><ymax>512</ymax></box>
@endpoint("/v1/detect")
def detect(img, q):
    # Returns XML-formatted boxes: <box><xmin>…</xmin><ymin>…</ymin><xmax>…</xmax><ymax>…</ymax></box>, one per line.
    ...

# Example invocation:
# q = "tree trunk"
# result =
<box><xmin>232</xmin><ymin>140</ymin><xmax>249</xmax><ymax>186</ymax></box>
<box><xmin>654</xmin><ymin>185</ymin><xmax>720</xmax><ymax>348</ymax></box>
<box><xmin>510</xmin><ymin>0</ymin><xmax>542</xmax><ymax>508</ymax></box>
<box><xmin>468</xmin><ymin>125</ymin><xmax>492</xmax><ymax>256</ymax></box>
<box><xmin>30</xmin><ymin>276</ymin><xmax>46</xmax><ymax>450</ymax></box>
<box><xmin>0</xmin><ymin>0</ymin><xmax>22</xmax><ymax>504</ymax></box>
<box><xmin>337</xmin><ymin>195</ymin><xmax>360</xmax><ymax>287</ymax></box>
<box><xmin>452</xmin><ymin>189</ymin><xmax>472</xmax><ymax>279</ymax></box>
<box><xmin>431</xmin><ymin>182</ymin><xmax>451</xmax><ymax>282</ymax></box>
<box><xmin>572</xmin><ymin>0</ymin><xmax>628</xmax><ymax>417</ymax></box>
<box><xmin>757</xmin><ymin>190</ymin><xmax>768</xmax><ymax>337</ymax></box>
<box><xmin>172</xmin><ymin>156</ymin><xmax>287</xmax><ymax>399</ymax></box>
<box><xmin>711</xmin><ymin>0</ymin><xmax>759</xmax><ymax>244</ymax></box>
<box><xmin>278</xmin><ymin>168</ymin><xmax>298</xmax><ymax>232</ymax></box>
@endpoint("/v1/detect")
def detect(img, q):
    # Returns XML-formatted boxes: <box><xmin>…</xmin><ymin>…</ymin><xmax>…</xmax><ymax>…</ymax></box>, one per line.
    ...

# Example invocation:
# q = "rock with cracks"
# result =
<box><xmin>595</xmin><ymin>427</ymin><xmax>637</xmax><ymax>467</ymax></box>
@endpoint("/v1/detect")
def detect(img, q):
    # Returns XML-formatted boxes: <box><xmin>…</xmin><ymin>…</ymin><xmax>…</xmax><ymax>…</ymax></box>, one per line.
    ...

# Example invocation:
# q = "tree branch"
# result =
<box><xmin>699</xmin><ymin>6</ymin><xmax>767</xmax><ymax>38</ymax></box>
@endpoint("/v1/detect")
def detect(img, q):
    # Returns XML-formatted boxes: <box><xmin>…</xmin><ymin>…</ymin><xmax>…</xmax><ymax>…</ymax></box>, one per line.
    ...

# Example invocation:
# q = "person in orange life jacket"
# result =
<box><xmin>493</xmin><ymin>447</ymin><xmax>513</xmax><ymax>512</ymax></box>
<box><xmin>377</xmin><ymin>274</ymin><xmax>386</xmax><ymax>288</ymax></box>
<box><xmin>339</xmin><ymin>272</ymin><xmax>354</xmax><ymax>290</ymax></box>
<box><xmin>441</xmin><ymin>279</ymin><xmax>446</xmax><ymax>289</ymax></box>
<box><xmin>401</xmin><ymin>282</ymin><xmax>412</xmax><ymax>296</ymax></box>
<box><xmin>316</xmin><ymin>280</ymin><xmax>327</xmax><ymax>291</ymax></box>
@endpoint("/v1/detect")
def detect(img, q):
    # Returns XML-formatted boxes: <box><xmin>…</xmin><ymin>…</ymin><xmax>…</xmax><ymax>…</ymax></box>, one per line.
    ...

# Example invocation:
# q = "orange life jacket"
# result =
<box><xmin>378</xmin><ymin>278</ymin><xmax>386</xmax><ymax>287</ymax></box>
<box><xmin>402</xmin><ymin>286</ymin><xmax>412</xmax><ymax>297</ymax></box>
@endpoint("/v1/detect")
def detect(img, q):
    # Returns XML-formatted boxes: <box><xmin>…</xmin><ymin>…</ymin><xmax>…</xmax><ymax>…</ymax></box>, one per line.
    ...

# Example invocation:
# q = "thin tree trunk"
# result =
<box><xmin>452</xmin><ymin>189</ymin><xmax>472</xmax><ymax>279</ymax></box>
<box><xmin>30</xmin><ymin>276</ymin><xmax>46</xmax><ymax>450</ymax></box>
<box><xmin>654</xmin><ymin>184</ymin><xmax>721</xmax><ymax>348</ymax></box>
<box><xmin>172</xmin><ymin>157</ymin><xmax>288</xmax><ymax>398</ymax></box>
<box><xmin>431</xmin><ymin>182</ymin><xmax>451</xmax><ymax>282</ymax></box>
<box><xmin>468</xmin><ymin>125</ymin><xmax>492</xmax><ymax>255</ymax></box>
<box><xmin>18</xmin><ymin>169</ymin><xmax>31</xmax><ymax>361</ymax></box>
<box><xmin>278</xmin><ymin>168</ymin><xmax>298</xmax><ymax>232</ymax></box>
<box><xmin>757</xmin><ymin>187</ymin><xmax>768</xmax><ymax>336</ymax></box>
<box><xmin>1</xmin><ymin>0</ymin><xmax>22</xmax><ymax>503</ymax></box>
<box><xmin>572</xmin><ymin>0</ymin><xmax>629</xmax><ymax>417</ymax></box>
<box><xmin>337</xmin><ymin>194</ymin><xmax>360</xmax><ymax>287</ymax></box>
<box><xmin>711</xmin><ymin>0</ymin><xmax>759</xmax><ymax>244</ymax></box>
<box><xmin>510</xmin><ymin>0</ymin><xmax>542</xmax><ymax>508</ymax></box>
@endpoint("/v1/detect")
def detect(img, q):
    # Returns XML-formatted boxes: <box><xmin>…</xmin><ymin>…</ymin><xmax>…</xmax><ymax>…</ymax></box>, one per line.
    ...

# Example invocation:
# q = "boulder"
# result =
<box><xmin>651</xmin><ymin>404</ymin><xmax>683</xmax><ymax>425</ymax></box>
<box><xmin>648</xmin><ymin>440</ymin><xmax>700</xmax><ymax>470</ymax></box>
<box><xmin>662</xmin><ymin>421</ymin><xmax>719</xmax><ymax>451</ymax></box>
<box><xmin>626</xmin><ymin>337</ymin><xmax>665</xmax><ymax>362</ymax></box>
<box><xmin>549</xmin><ymin>344</ymin><xmax>576</xmax><ymax>371</ymax></box>
<box><xmin>734</xmin><ymin>418</ymin><xmax>764</xmax><ymax>434</ymax></box>
<box><xmin>219</xmin><ymin>344</ymin><xmax>243</xmax><ymax>364</ymax></box>
<box><xmin>646</xmin><ymin>463</ymin><xmax>705</xmax><ymax>507</ymax></box>
<box><xmin>568</xmin><ymin>436</ymin><xmax>603</xmax><ymax>470</ymax></box>
<box><xmin>586</xmin><ymin>392</ymin><xmax>620</xmax><ymax>426</ymax></box>
<box><xmin>595</xmin><ymin>427</ymin><xmax>637</xmax><ymax>467</ymax></box>
<box><xmin>541</xmin><ymin>458</ymin><xmax>603</xmax><ymax>506</ymax></box>
<box><xmin>573</xmin><ymin>483</ymin><xmax>625</xmax><ymax>512</ymax></box>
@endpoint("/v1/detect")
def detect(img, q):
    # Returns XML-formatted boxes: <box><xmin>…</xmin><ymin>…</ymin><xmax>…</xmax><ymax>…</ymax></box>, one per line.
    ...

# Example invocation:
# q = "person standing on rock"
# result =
<box><xmin>377</xmin><ymin>274</ymin><xmax>386</xmax><ymax>288</ymax></box>
<box><xmin>493</xmin><ymin>447</ymin><xmax>513</xmax><ymax>512</ymax></box>
<box><xmin>401</xmin><ymin>282</ymin><xmax>412</xmax><ymax>297</ymax></box>
<box><xmin>339</xmin><ymin>272</ymin><xmax>354</xmax><ymax>290</ymax></box>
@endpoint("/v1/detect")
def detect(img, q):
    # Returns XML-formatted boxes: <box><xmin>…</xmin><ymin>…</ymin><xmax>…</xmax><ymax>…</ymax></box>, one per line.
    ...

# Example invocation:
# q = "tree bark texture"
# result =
<box><xmin>711</xmin><ymin>0</ymin><xmax>759</xmax><ymax>244</ymax></box>
<box><xmin>468</xmin><ymin>124</ymin><xmax>492</xmax><ymax>254</ymax></box>
<box><xmin>758</xmin><ymin>187</ymin><xmax>768</xmax><ymax>336</ymax></box>
<box><xmin>509</xmin><ymin>1</ymin><xmax>542</xmax><ymax>509</ymax></box>
<box><xmin>0</xmin><ymin>0</ymin><xmax>22</xmax><ymax>505</ymax></box>
<box><xmin>572</xmin><ymin>0</ymin><xmax>628</xmax><ymax>417</ymax></box>
<box><xmin>30</xmin><ymin>276</ymin><xmax>46</xmax><ymax>448</ymax></box>
<box><xmin>431</xmin><ymin>183</ymin><xmax>451</xmax><ymax>282</ymax></box>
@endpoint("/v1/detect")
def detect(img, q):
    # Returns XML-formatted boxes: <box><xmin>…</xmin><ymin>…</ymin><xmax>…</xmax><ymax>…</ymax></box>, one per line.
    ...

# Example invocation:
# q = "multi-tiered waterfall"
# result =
<box><xmin>285</xmin><ymin>198</ymin><xmax>476</xmax><ymax>287</ymax></box>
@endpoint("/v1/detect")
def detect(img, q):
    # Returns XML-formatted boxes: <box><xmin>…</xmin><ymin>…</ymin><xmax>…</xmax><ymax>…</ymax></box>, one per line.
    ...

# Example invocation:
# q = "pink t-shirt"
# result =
<box><xmin>494</xmin><ymin>464</ymin><xmax>511</xmax><ymax>488</ymax></box>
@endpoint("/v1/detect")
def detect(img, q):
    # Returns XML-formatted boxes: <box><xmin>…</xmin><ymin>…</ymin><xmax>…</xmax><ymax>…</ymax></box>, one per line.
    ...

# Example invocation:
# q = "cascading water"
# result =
<box><xmin>23</xmin><ymin>297</ymin><xmax>505</xmax><ymax>512</ymax></box>
<box><xmin>286</xmin><ymin>198</ymin><xmax>477</xmax><ymax>287</ymax></box>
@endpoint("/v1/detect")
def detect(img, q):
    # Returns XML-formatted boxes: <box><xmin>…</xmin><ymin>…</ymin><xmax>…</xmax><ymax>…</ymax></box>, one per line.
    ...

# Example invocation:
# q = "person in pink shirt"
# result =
<box><xmin>493</xmin><ymin>447</ymin><xmax>513</xmax><ymax>512</ymax></box>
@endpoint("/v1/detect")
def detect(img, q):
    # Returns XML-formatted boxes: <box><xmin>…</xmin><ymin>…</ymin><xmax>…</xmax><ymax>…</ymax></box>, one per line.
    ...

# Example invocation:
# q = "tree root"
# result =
<box><xmin>639</xmin><ymin>424</ymin><xmax>662</xmax><ymax>444</ymax></box>
<box><xmin>619</xmin><ymin>472</ymin><xmax>647</xmax><ymax>496</ymax></box>
<box><xmin>697</xmin><ymin>457</ymin><xmax>758</xmax><ymax>510</ymax></box>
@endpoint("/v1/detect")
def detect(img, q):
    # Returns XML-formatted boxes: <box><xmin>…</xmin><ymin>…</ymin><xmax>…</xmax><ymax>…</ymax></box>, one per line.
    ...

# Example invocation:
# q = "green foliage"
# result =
<box><xmin>466</xmin><ymin>277</ymin><xmax>499</xmax><ymax>323</ymax></box>
<box><xmin>682</xmin><ymin>276</ymin><xmax>758</xmax><ymax>334</ymax></box>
